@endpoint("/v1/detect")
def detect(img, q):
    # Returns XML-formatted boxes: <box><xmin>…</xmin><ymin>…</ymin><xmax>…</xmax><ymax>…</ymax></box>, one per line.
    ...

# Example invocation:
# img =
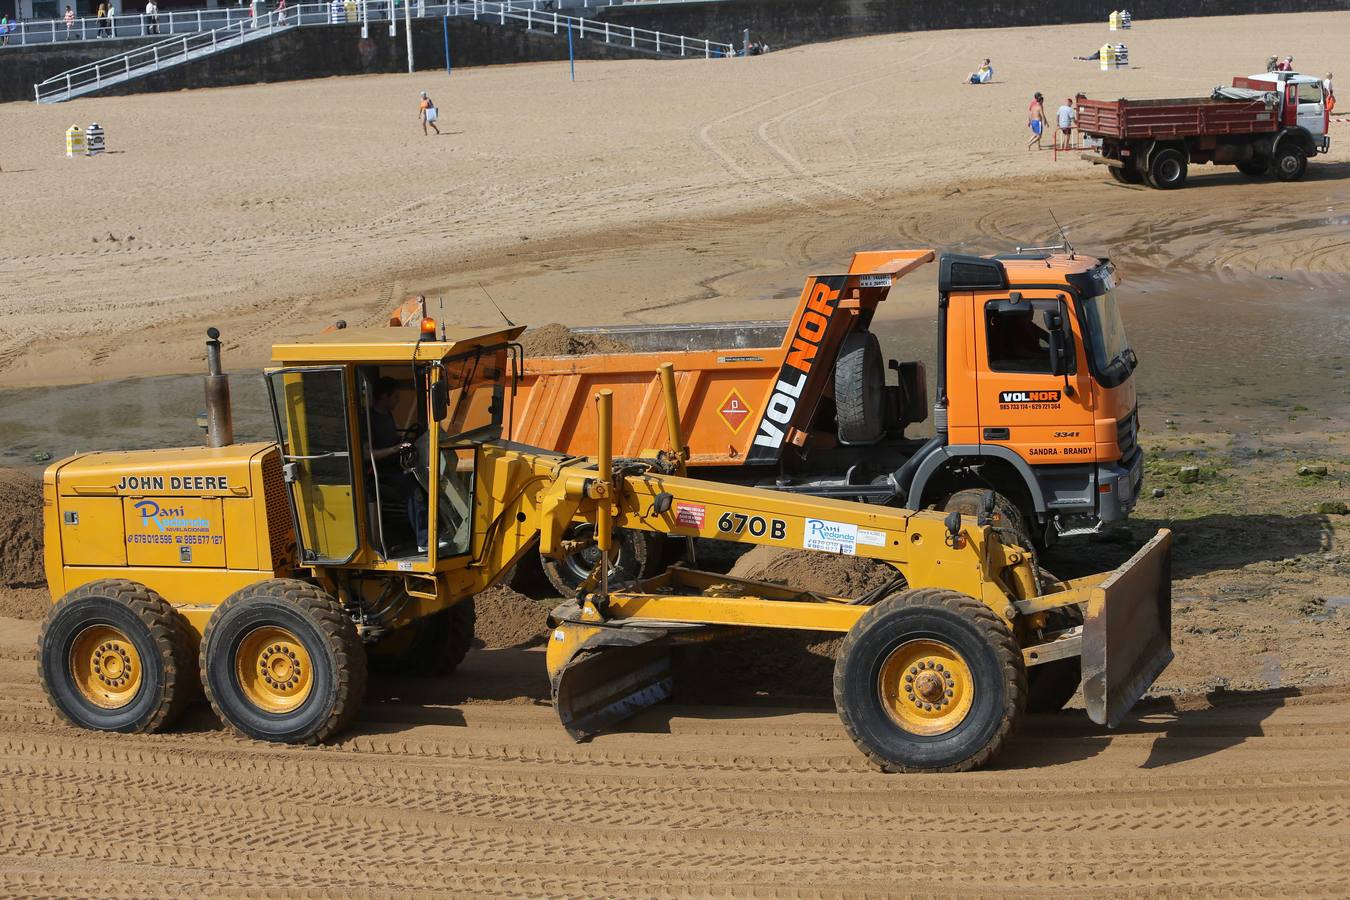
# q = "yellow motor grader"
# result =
<box><xmin>37</xmin><ymin>316</ymin><xmax>1171</xmax><ymax>772</ymax></box>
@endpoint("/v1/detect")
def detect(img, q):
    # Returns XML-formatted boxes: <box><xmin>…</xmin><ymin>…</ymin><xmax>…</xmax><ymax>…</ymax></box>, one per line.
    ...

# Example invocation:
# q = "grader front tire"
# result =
<box><xmin>833</xmin><ymin>588</ymin><xmax>1026</xmax><ymax>773</ymax></box>
<box><xmin>38</xmin><ymin>579</ymin><xmax>195</xmax><ymax>734</ymax></box>
<box><xmin>201</xmin><ymin>579</ymin><xmax>366</xmax><ymax>744</ymax></box>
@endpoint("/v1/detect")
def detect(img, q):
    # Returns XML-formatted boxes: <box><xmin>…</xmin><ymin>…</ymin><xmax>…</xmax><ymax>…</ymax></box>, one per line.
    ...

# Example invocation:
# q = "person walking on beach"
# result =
<box><xmin>1027</xmin><ymin>92</ymin><xmax>1048</xmax><ymax>150</ymax></box>
<box><xmin>419</xmin><ymin>91</ymin><xmax>440</xmax><ymax>136</ymax></box>
<box><xmin>1055</xmin><ymin>97</ymin><xmax>1076</xmax><ymax>150</ymax></box>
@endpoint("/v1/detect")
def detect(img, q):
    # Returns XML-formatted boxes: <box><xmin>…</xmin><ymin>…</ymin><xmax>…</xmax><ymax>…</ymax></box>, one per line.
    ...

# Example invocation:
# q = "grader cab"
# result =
<box><xmin>38</xmin><ymin>321</ymin><xmax>1173</xmax><ymax>772</ymax></box>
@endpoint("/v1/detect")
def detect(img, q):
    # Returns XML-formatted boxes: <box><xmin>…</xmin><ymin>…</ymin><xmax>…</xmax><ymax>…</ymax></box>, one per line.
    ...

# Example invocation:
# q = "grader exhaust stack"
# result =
<box><xmin>204</xmin><ymin>327</ymin><xmax>234</xmax><ymax>448</ymax></box>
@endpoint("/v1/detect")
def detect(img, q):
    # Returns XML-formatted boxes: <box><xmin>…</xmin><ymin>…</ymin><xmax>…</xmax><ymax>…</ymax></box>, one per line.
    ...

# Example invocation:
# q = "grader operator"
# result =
<box><xmin>37</xmin><ymin>313</ymin><xmax>1172</xmax><ymax>773</ymax></box>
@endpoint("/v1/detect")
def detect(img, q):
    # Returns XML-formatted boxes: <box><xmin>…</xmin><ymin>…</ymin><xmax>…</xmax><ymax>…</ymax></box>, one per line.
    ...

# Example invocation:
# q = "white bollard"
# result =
<box><xmin>85</xmin><ymin>122</ymin><xmax>105</xmax><ymax>155</ymax></box>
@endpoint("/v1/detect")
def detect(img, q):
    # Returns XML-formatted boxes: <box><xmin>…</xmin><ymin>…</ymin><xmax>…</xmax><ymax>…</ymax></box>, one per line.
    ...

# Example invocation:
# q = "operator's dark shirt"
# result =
<box><xmin>369</xmin><ymin>408</ymin><xmax>402</xmax><ymax>476</ymax></box>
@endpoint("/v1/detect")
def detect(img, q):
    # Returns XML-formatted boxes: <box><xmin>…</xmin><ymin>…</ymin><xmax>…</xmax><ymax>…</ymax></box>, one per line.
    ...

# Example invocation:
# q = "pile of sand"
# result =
<box><xmin>0</xmin><ymin>469</ymin><xmax>50</xmax><ymax>620</ymax></box>
<box><xmin>474</xmin><ymin>584</ymin><xmax>550</xmax><ymax>650</ymax></box>
<box><xmin>726</xmin><ymin>546</ymin><xmax>898</xmax><ymax>598</ymax></box>
<box><xmin>519</xmin><ymin>324</ymin><xmax>633</xmax><ymax>357</ymax></box>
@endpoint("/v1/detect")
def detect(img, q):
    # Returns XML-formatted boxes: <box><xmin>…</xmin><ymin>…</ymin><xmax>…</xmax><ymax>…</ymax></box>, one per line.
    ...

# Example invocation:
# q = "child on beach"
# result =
<box><xmin>419</xmin><ymin>92</ymin><xmax>440</xmax><ymax>136</ymax></box>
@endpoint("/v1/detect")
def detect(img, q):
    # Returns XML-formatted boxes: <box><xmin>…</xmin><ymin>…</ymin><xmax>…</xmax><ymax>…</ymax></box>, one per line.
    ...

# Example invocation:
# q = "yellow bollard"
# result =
<box><xmin>1109</xmin><ymin>10</ymin><xmax>1119</xmax><ymax>31</ymax></box>
<box><xmin>65</xmin><ymin>125</ymin><xmax>84</xmax><ymax>158</ymax></box>
<box><xmin>1100</xmin><ymin>43</ymin><xmax>1115</xmax><ymax>72</ymax></box>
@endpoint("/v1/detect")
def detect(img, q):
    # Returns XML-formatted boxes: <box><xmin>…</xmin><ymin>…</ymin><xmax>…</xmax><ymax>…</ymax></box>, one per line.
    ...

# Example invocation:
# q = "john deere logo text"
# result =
<box><xmin>999</xmin><ymin>390</ymin><xmax>1062</xmax><ymax>405</ymax></box>
<box><xmin>134</xmin><ymin>499</ymin><xmax>210</xmax><ymax>533</ymax></box>
<box><xmin>748</xmin><ymin>276</ymin><xmax>844</xmax><ymax>461</ymax></box>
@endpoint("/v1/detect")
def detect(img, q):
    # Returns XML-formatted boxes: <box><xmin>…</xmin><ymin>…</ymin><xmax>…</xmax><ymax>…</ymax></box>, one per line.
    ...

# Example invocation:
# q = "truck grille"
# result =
<box><xmin>1116</xmin><ymin>408</ymin><xmax>1139</xmax><ymax>458</ymax></box>
<box><xmin>262</xmin><ymin>449</ymin><xmax>296</xmax><ymax>566</ymax></box>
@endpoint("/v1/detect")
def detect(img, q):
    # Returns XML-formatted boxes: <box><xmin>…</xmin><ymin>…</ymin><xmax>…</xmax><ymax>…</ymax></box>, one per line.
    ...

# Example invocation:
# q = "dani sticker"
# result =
<box><xmin>803</xmin><ymin>518</ymin><xmax>858</xmax><ymax>555</ymax></box>
<box><xmin>675</xmin><ymin>503</ymin><xmax>706</xmax><ymax>529</ymax></box>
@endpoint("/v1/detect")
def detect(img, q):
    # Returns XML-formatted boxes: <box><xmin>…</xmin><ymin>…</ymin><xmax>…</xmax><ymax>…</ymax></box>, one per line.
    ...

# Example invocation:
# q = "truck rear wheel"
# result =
<box><xmin>542</xmin><ymin>525</ymin><xmax>662</xmax><ymax>597</ymax></box>
<box><xmin>1237</xmin><ymin>160</ymin><xmax>1267</xmax><ymax>177</ymax></box>
<box><xmin>1270</xmin><ymin>144</ymin><xmax>1307</xmax><ymax>181</ymax></box>
<box><xmin>38</xmin><ymin>579</ymin><xmax>195</xmax><ymax>735</ymax></box>
<box><xmin>1108</xmin><ymin>160</ymin><xmax>1143</xmax><ymax>184</ymax></box>
<box><xmin>201</xmin><ymin>579</ymin><xmax>366</xmax><ymax>744</ymax></box>
<box><xmin>834</xmin><ymin>330</ymin><xmax>886</xmax><ymax>445</ymax></box>
<box><xmin>368</xmin><ymin>598</ymin><xmax>475</xmax><ymax>676</ymax></box>
<box><xmin>833</xmin><ymin>588</ymin><xmax>1026</xmax><ymax>773</ymax></box>
<box><xmin>1147</xmin><ymin>148</ymin><xmax>1188</xmax><ymax>189</ymax></box>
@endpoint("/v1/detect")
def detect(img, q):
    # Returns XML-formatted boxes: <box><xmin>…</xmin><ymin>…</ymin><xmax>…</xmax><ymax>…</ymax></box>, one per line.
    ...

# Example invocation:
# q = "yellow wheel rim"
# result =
<box><xmin>877</xmin><ymin>639</ymin><xmax>975</xmax><ymax>736</ymax></box>
<box><xmin>70</xmin><ymin>624</ymin><xmax>144</xmax><ymax>710</ymax></box>
<box><xmin>235</xmin><ymin>626</ymin><xmax>313</xmax><ymax>714</ymax></box>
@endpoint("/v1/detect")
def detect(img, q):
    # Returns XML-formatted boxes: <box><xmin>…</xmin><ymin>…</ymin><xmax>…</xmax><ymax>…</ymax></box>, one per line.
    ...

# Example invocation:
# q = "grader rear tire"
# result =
<box><xmin>833</xmin><ymin>588</ymin><xmax>1026</xmax><ymax>773</ymax></box>
<box><xmin>201</xmin><ymin>579</ymin><xmax>366</xmax><ymax>744</ymax></box>
<box><xmin>38</xmin><ymin>579</ymin><xmax>195</xmax><ymax>734</ymax></box>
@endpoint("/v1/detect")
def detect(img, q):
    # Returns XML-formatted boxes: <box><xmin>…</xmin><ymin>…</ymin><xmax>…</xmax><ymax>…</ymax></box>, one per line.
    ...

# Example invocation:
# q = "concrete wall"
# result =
<box><xmin>5</xmin><ymin>0</ymin><xmax>1350</xmax><ymax>103</ymax></box>
<box><xmin>0</xmin><ymin>17</ymin><xmax>654</xmax><ymax>102</ymax></box>
<box><xmin>600</xmin><ymin>0</ymin><xmax>1350</xmax><ymax>53</ymax></box>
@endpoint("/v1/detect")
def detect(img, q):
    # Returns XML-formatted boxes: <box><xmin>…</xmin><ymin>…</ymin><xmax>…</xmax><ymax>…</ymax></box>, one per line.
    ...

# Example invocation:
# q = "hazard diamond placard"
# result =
<box><xmin>719</xmin><ymin>389</ymin><xmax>752</xmax><ymax>434</ymax></box>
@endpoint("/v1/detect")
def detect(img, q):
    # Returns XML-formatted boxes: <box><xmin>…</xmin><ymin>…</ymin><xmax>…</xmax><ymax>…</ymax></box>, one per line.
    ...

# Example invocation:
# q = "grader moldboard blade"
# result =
<box><xmin>1081</xmin><ymin>528</ymin><xmax>1174</xmax><ymax>728</ymax></box>
<box><xmin>549</xmin><ymin>604</ymin><xmax>695</xmax><ymax>741</ymax></box>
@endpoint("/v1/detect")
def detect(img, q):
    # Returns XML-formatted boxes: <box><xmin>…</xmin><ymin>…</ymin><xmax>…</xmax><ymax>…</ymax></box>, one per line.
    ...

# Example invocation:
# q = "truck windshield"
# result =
<box><xmin>1081</xmin><ymin>291</ymin><xmax>1136</xmax><ymax>381</ymax></box>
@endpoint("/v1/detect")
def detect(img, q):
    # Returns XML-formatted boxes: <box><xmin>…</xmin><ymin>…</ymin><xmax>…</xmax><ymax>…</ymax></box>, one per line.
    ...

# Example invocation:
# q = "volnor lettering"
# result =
<box><xmin>753</xmin><ymin>373</ymin><xmax>808</xmax><ymax>449</ymax></box>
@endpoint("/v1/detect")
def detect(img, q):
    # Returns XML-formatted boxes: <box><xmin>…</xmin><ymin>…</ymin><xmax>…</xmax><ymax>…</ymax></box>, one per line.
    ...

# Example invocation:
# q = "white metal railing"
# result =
<box><xmin>0</xmin><ymin>0</ymin><xmax>725</xmax><ymax>49</ymax></box>
<box><xmin>33</xmin><ymin>0</ymin><xmax>734</xmax><ymax>102</ymax></box>
<box><xmin>34</xmin><ymin>10</ymin><xmax>294</xmax><ymax>102</ymax></box>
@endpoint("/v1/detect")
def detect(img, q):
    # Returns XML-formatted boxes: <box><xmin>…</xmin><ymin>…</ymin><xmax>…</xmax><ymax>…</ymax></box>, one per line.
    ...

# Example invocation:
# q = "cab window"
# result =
<box><xmin>1297</xmin><ymin>81</ymin><xmax>1322</xmax><ymax>104</ymax></box>
<box><xmin>985</xmin><ymin>300</ymin><xmax>1061</xmax><ymax>374</ymax></box>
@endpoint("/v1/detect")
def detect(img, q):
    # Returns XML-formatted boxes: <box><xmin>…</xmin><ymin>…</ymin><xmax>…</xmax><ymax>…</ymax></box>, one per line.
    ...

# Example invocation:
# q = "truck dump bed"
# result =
<box><xmin>1077</xmin><ymin>95</ymin><xmax>1278</xmax><ymax>140</ymax></box>
<box><xmin>509</xmin><ymin>322</ymin><xmax>789</xmax><ymax>465</ymax></box>
<box><xmin>505</xmin><ymin>249</ymin><xmax>937</xmax><ymax>467</ymax></box>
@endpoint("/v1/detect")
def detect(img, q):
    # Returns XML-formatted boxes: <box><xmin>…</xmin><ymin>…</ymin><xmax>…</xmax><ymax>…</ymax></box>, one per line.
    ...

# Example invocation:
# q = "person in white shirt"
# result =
<box><xmin>1055</xmin><ymin>98</ymin><xmax>1077</xmax><ymax>150</ymax></box>
<box><xmin>145</xmin><ymin>0</ymin><xmax>158</xmax><ymax>34</ymax></box>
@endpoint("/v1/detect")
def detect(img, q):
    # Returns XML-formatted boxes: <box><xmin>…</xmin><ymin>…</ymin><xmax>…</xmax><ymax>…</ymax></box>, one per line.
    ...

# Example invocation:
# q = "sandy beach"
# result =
<box><xmin>0</xmin><ymin>11</ymin><xmax>1348</xmax><ymax>386</ymax></box>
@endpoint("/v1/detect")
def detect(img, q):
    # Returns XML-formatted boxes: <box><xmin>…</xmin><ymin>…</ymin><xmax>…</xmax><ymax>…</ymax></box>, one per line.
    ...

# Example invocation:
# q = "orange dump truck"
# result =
<box><xmin>381</xmin><ymin>248</ymin><xmax>1143</xmax><ymax>592</ymax></box>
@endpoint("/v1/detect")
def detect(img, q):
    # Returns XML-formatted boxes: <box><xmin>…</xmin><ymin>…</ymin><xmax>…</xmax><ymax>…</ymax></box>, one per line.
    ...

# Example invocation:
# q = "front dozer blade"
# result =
<box><xmin>1082</xmin><ymin>528</ymin><xmax>1174</xmax><ymax>728</ymax></box>
<box><xmin>550</xmin><ymin>623</ymin><xmax>676</xmax><ymax>741</ymax></box>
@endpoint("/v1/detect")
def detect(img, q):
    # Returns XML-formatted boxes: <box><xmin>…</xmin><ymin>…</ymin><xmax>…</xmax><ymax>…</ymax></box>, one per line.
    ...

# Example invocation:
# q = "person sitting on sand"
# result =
<box><xmin>1027</xmin><ymin>92</ymin><xmax>1048</xmax><ymax>150</ymax></box>
<box><xmin>967</xmin><ymin>59</ymin><xmax>993</xmax><ymax>84</ymax></box>
<box><xmin>419</xmin><ymin>91</ymin><xmax>440</xmax><ymax>136</ymax></box>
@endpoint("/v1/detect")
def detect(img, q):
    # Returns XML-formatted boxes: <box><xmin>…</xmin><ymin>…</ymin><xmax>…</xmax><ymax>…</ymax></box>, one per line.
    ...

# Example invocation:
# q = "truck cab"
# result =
<box><xmin>904</xmin><ymin>252</ymin><xmax>1142</xmax><ymax>544</ymax></box>
<box><xmin>1233</xmin><ymin>71</ymin><xmax>1332</xmax><ymax>160</ymax></box>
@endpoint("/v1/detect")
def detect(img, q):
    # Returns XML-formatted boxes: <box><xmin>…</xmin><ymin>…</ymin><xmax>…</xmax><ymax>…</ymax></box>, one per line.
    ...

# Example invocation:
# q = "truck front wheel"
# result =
<box><xmin>1148</xmin><ymin>149</ymin><xmax>1188</xmax><ymax>189</ymax></box>
<box><xmin>1270</xmin><ymin>144</ymin><xmax>1308</xmax><ymax>181</ymax></box>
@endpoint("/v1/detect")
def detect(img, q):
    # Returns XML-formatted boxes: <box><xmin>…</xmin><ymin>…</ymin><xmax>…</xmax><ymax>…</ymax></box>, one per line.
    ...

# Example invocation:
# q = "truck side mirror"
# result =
<box><xmin>1045</xmin><ymin>311</ymin><xmax>1072</xmax><ymax>377</ymax></box>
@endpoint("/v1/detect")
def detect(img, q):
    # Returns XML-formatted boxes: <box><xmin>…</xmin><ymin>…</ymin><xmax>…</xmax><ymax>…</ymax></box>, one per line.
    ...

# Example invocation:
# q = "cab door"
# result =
<box><xmin>1295</xmin><ymin>79</ymin><xmax>1327</xmax><ymax>139</ymax></box>
<box><xmin>974</xmin><ymin>295</ymin><xmax>1094</xmax><ymax>463</ymax></box>
<box><xmin>267</xmin><ymin>366</ymin><xmax>361</xmax><ymax>564</ymax></box>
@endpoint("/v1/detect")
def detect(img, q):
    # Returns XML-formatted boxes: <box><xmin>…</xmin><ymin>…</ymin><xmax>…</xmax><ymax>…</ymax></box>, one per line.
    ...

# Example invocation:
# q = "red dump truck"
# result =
<box><xmin>1078</xmin><ymin>71</ymin><xmax>1332</xmax><ymax>188</ymax></box>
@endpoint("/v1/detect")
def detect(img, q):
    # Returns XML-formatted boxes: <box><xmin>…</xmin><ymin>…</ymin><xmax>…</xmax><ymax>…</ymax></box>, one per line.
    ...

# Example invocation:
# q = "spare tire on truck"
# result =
<box><xmin>834</xmin><ymin>330</ymin><xmax>886</xmax><ymax>445</ymax></box>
